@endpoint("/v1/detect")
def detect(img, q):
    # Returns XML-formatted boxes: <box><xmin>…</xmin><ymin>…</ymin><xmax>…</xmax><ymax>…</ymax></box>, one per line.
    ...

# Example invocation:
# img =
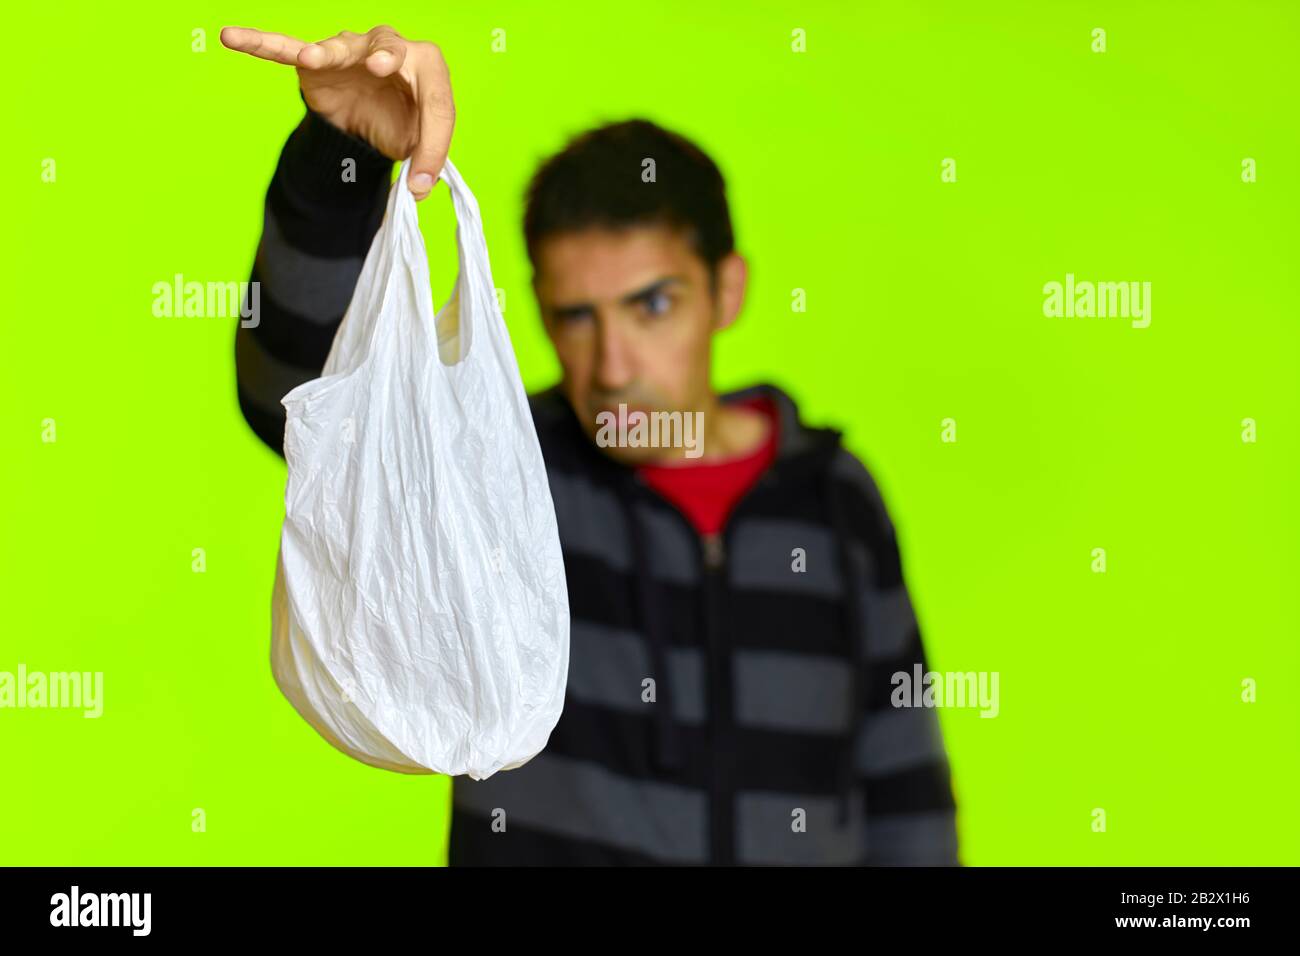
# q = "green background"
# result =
<box><xmin>3</xmin><ymin>0</ymin><xmax>1297</xmax><ymax>865</ymax></box>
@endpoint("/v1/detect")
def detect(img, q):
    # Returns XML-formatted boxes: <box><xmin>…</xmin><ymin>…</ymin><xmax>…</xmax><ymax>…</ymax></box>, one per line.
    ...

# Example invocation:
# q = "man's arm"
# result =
<box><xmin>235</xmin><ymin>103</ymin><xmax>393</xmax><ymax>457</ymax></box>
<box><xmin>835</xmin><ymin>452</ymin><xmax>961</xmax><ymax>865</ymax></box>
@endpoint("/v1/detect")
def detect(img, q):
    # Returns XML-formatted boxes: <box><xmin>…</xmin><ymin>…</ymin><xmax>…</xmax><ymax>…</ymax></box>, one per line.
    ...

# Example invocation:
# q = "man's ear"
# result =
<box><xmin>712</xmin><ymin>252</ymin><xmax>748</xmax><ymax>332</ymax></box>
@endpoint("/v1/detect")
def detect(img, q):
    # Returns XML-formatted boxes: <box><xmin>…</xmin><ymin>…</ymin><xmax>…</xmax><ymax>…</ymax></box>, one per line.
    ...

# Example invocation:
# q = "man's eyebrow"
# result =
<box><xmin>549</xmin><ymin>276</ymin><xmax>686</xmax><ymax>318</ymax></box>
<box><xmin>620</xmin><ymin>276</ymin><xmax>685</xmax><ymax>305</ymax></box>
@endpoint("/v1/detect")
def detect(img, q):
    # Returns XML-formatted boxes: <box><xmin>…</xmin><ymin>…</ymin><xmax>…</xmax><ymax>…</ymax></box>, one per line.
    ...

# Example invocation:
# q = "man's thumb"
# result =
<box><xmin>408</xmin><ymin>111</ymin><xmax>453</xmax><ymax>201</ymax></box>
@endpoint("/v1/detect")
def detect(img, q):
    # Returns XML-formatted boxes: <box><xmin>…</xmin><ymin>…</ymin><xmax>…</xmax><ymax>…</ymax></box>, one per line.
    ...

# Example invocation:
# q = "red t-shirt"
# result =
<box><xmin>636</xmin><ymin>396</ymin><xmax>779</xmax><ymax>535</ymax></box>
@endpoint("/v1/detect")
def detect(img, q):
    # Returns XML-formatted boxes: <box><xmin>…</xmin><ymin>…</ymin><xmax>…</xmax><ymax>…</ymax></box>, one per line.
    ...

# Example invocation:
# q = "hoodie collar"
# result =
<box><xmin>532</xmin><ymin>380</ymin><xmax>843</xmax><ymax>474</ymax></box>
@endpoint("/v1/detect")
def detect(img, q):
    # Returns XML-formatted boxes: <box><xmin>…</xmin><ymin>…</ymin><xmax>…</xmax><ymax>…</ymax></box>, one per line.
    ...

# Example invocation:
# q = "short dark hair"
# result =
<box><xmin>523</xmin><ymin>118</ymin><xmax>735</xmax><ymax>290</ymax></box>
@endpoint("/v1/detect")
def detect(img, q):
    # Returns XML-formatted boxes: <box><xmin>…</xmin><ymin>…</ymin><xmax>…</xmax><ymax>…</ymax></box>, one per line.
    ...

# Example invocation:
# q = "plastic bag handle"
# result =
<box><xmin>393</xmin><ymin>156</ymin><xmax>496</xmax><ymax>362</ymax></box>
<box><xmin>391</xmin><ymin>157</ymin><xmax>537</xmax><ymax>431</ymax></box>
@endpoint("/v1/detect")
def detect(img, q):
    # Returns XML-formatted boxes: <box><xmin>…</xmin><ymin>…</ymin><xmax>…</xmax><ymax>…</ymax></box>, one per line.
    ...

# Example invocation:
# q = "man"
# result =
<box><xmin>226</xmin><ymin>24</ymin><xmax>959</xmax><ymax>865</ymax></box>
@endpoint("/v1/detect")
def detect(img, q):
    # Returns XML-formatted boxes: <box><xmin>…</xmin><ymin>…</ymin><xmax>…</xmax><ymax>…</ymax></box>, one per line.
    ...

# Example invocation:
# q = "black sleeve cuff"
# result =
<box><xmin>277</xmin><ymin>90</ymin><xmax>396</xmax><ymax>205</ymax></box>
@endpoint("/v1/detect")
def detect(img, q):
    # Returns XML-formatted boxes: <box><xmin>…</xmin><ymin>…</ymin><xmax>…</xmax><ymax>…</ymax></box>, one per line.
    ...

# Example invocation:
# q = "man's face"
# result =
<box><xmin>533</xmin><ymin>222</ymin><xmax>746</xmax><ymax>464</ymax></box>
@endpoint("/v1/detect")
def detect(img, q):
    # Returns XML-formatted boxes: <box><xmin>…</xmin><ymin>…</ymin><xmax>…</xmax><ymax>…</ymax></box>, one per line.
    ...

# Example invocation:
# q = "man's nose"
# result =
<box><xmin>594</xmin><ymin>316</ymin><xmax>635</xmax><ymax>392</ymax></box>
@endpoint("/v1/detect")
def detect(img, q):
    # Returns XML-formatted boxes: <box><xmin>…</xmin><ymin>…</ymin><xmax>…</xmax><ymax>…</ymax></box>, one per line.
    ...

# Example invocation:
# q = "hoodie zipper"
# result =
<box><xmin>631</xmin><ymin>444</ymin><xmax>796</xmax><ymax>866</ymax></box>
<box><xmin>570</xmin><ymin>388</ymin><xmax>850</xmax><ymax>864</ymax></box>
<box><xmin>699</xmin><ymin>529</ymin><xmax>734</xmax><ymax>865</ymax></box>
<box><xmin>642</xmin><ymin>471</ymin><xmax>778</xmax><ymax>867</ymax></box>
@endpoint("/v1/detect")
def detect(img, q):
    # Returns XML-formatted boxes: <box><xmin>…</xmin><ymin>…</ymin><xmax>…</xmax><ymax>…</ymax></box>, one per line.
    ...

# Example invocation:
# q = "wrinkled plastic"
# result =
<box><xmin>270</xmin><ymin>156</ymin><xmax>570</xmax><ymax>779</ymax></box>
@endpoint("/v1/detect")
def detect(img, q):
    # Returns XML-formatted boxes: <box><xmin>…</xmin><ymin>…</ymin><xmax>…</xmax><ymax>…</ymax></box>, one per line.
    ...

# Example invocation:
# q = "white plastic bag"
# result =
<box><xmin>270</xmin><ymin>156</ymin><xmax>570</xmax><ymax>779</ymax></box>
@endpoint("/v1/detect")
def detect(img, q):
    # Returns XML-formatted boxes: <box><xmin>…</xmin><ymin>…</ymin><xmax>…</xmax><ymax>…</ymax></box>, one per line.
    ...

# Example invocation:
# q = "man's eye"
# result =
<box><xmin>643</xmin><ymin>291</ymin><xmax>672</xmax><ymax>317</ymax></box>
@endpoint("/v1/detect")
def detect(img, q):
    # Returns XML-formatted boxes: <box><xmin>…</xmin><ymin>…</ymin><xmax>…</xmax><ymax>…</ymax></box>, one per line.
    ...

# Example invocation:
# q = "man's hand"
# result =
<box><xmin>221</xmin><ymin>24</ymin><xmax>455</xmax><ymax>201</ymax></box>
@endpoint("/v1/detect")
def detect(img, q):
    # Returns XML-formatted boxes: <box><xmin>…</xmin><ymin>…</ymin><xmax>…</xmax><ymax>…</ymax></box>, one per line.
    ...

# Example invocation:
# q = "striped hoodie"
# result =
<box><xmin>236</xmin><ymin>107</ymin><xmax>961</xmax><ymax>866</ymax></box>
